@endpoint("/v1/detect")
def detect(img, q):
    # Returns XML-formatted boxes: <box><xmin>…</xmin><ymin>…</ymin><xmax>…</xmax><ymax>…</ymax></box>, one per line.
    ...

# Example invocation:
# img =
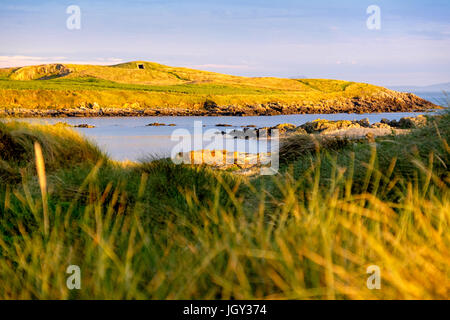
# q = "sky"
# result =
<box><xmin>0</xmin><ymin>0</ymin><xmax>449</xmax><ymax>86</ymax></box>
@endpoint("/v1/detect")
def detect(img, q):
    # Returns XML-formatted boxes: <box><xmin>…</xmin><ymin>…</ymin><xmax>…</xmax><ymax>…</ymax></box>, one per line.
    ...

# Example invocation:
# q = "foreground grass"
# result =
<box><xmin>0</xmin><ymin>114</ymin><xmax>449</xmax><ymax>299</ymax></box>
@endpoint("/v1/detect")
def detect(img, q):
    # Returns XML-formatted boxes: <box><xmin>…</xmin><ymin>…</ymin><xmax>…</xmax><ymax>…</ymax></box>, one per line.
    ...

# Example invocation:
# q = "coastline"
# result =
<box><xmin>0</xmin><ymin>100</ymin><xmax>439</xmax><ymax>118</ymax></box>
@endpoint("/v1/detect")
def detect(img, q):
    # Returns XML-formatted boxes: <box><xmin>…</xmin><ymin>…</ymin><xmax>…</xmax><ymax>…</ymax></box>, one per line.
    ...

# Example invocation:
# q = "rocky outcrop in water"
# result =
<box><xmin>227</xmin><ymin>115</ymin><xmax>432</xmax><ymax>139</ymax></box>
<box><xmin>146</xmin><ymin>123</ymin><xmax>176</xmax><ymax>126</ymax></box>
<box><xmin>54</xmin><ymin>122</ymin><xmax>96</xmax><ymax>128</ymax></box>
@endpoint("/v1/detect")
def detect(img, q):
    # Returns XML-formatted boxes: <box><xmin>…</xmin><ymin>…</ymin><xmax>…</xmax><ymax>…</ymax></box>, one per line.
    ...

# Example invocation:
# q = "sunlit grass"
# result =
<box><xmin>0</xmin><ymin>113</ymin><xmax>448</xmax><ymax>299</ymax></box>
<box><xmin>0</xmin><ymin>61</ymin><xmax>403</xmax><ymax>111</ymax></box>
<box><xmin>0</xmin><ymin>120</ymin><xmax>105</xmax><ymax>183</ymax></box>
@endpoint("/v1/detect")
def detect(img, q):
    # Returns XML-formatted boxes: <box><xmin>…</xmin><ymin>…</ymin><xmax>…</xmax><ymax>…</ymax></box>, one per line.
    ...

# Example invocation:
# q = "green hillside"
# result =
<box><xmin>0</xmin><ymin>61</ymin><xmax>438</xmax><ymax>116</ymax></box>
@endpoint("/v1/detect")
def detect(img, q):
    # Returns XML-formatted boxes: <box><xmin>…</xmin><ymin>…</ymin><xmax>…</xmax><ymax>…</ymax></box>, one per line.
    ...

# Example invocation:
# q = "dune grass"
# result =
<box><xmin>0</xmin><ymin>113</ymin><xmax>449</xmax><ymax>299</ymax></box>
<box><xmin>277</xmin><ymin>114</ymin><xmax>449</xmax><ymax>193</ymax></box>
<box><xmin>0</xmin><ymin>121</ymin><xmax>105</xmax><ymax>184</ymax></box>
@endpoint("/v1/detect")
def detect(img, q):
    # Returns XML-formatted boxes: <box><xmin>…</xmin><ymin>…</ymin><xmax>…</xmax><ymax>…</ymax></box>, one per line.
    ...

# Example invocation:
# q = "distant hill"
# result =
<box><xmin>0</xmin><ymin>61</ymin><xmax>438</xmax><ymax>116</ymax></box>
<box><xmin>289</xmin><ymin>75</ymin><xmax>308</xmax><ymax>79</ymax></box>
<box><xmin>389</xmin><ymin>83</ymin><xmax>450</xmax><ymax>93</ymax></box>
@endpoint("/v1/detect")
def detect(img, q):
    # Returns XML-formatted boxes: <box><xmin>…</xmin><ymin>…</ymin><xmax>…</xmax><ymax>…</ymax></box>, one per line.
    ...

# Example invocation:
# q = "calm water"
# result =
<box><xmin>412</xmin><ymin>92</ymin><xmax>448</xmax><ymax>106</ymax></box>
<box><xmin>19</xmin><ymin>111</ymin><xmax>435</xmax><ymax>161</ymax></box>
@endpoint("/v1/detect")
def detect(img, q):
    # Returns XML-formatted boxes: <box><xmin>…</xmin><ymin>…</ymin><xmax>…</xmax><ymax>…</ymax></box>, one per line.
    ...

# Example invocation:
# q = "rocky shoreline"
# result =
<box><xmin>227</xmin><ymin>115</ymin><xmax>431</xmax><ymax>139</ymax></box>
<box><xmin>0</xmin><ymin>92</ymin><xmax>439</xmax><ymax>117</ymax></box>
<box><xmin>178</xmin><ymin>115</ymin><xmax>436</xmax><ymax>175</ymax></box>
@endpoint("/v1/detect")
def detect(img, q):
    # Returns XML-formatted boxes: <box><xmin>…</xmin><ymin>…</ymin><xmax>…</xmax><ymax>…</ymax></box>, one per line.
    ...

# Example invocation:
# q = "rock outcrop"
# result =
<box><xmin>146</xmin><ymin>122</ymin><xmax>176</xmax><ymax>126</ymax></box>
<box><xmin>380</xmin><ymin>115</ymin><xmax>428</xmax><ymax>129</ymax></box>
<box><xmin>10</xmin><ymin>64</ymin><xmax>72</xmax><ymax>80</ymax></box>
<box><xmin>226</xmin><ymin>115</ymin><xmax>432</xmax><ymax>140</ymax></box>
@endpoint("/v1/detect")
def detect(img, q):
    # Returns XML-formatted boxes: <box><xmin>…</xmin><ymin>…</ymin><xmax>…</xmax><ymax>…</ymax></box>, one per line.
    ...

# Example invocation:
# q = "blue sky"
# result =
<box><xmin>0</xmin><ymin>0</ymin><xmax>449</xmax><ymax>86</ymax></box>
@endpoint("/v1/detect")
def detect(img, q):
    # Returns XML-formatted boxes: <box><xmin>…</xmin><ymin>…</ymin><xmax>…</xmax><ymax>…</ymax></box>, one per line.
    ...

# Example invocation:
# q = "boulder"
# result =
<box><xmin>273</xmin><ymin>123</ymin><xmax>297</xmax><ymax>133</ymax></box>
<box><xmin>216</xmin><ymin>124</ymin><xmax>233</xmax><ymax>127</ymax></box>
<box><xmin>371</xmin><ymin>122</ymin><xmax>391</xmax><ymax>129</ymax></box>
<box><xmin>397</xmin><ymin>115</ymin><xmax>428</xmax><ymax>128</ymax></box>
<box><xmin>300</xmin><ymin>119</ymin><xmax>361</xmax><ymax>133</ymax></box>
<box><xmin>357</xmin><ymin>118</ymin><xmax>371</xmax><ymax>128</ymax></box>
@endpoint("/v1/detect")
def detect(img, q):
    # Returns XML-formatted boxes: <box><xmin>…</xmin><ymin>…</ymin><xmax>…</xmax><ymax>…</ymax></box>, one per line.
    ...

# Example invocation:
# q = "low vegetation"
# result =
<box><xmin>0</xmin><ymin>111</ymin><xmax>448</xmax><ymax>299</ymax></box>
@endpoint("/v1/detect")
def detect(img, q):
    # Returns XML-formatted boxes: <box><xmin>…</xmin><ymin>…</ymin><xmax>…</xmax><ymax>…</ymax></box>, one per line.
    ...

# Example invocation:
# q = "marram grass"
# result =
<box><xmin>0</xmin><ymin>115</ymin><xmax>449</xmax><ymax>300</ymax></box>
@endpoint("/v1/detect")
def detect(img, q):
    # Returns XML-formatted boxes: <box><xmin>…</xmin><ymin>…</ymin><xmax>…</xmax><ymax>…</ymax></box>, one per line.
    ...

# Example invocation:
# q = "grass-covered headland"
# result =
<box><xmin>0</xmin><ymin>61</ymin><xmax>437</xmax><ymax>116</ymax></box>
<box><xmin>0</xmin><ymin>112</ymin><xmax>449</xmax><ymax>299</ymax></box>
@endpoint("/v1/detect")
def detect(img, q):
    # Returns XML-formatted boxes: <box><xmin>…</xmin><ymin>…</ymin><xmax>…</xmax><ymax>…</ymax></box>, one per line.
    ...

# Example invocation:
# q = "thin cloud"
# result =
<box><xmin>189</xmin><ymin>64</ymin><xmax>251</xmax><ymax>70</ymax></box>
<box><xmin>0</xmin><ymin>56</ymin><xmax>124</xmax><ymax>68</ymax></box>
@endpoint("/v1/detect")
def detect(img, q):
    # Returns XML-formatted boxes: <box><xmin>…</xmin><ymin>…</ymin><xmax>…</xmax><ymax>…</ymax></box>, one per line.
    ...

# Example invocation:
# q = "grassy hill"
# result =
<box><xmin>0</xmin><ymin>61</ymin><xmax>438</xmax><ymax>116</ymax></box>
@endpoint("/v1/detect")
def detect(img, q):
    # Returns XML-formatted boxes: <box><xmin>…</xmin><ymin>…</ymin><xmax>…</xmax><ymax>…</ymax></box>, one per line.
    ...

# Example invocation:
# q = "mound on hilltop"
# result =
<box><xmin>9</xmin><ymin>64</ymin><xmax>72</xmax><ymax>80</ymax></box>
<box><xmin>0</xmin><ymin>61</ymin><xmax>439</xmax><ymax>116</ymax></box>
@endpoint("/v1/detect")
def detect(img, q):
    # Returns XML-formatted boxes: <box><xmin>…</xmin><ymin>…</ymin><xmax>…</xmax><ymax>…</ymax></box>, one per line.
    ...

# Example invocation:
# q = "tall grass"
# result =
<box><xmin>0</xmin><ymin>120</ymin><xmax>105</xmax><ymax>183</ymax></box>
<box><xmin>0</xmin><ymin>115</ymin><xmax>449</xmax><ymax>299</ymax></box>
